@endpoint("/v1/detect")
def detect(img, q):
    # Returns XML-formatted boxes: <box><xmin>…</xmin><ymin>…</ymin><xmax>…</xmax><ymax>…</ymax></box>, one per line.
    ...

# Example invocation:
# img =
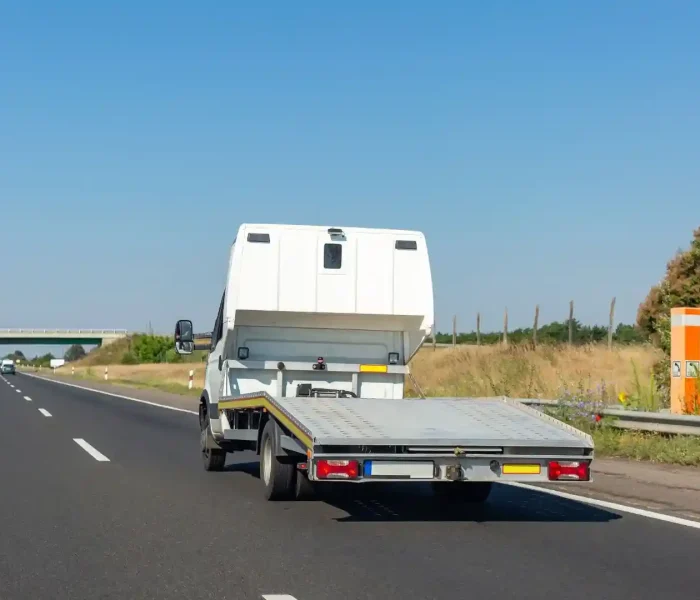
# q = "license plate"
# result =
<box><xmin>364</xmin><ymin>461</ymin><xmax>435</xmax><ymax>479</ymax></box>
<box><xmin>502</xmin><ymin>464</ymin><xmax>541</xmax><ymax>475</ymax></box>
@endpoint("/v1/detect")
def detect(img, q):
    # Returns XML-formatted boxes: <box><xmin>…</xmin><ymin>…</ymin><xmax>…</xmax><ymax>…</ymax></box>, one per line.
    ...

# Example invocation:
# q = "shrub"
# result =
<box><xmin>131</xmin><ymin>334</ymin><xmax>172</xmax><ymax>363</ymax></box>
<box><xmin>637</xmin><ymin>226</ymin><xmax>700</xmax><ymax>404</ymax></box>
<box><xmin>120</xmin><ymin>352</ymin><xmax>139</xmax><ymax>365</ymax></box>
<box><xmin>164</xmin><ymin>348</ymin><xmax>182</xmax><ymax>363</ymax></box>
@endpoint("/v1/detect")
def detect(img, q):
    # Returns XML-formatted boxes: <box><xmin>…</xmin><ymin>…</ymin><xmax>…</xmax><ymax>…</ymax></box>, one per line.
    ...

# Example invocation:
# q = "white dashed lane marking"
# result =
<box><xmin>24</xmin><ymin>396</ymin><xmax>32</xmax><ymax>402</ymax></box>
<box><xmin>73</xmin><ymin>439</ymin><xmax>110</xmax><ymax>462</ymax></box>
<box><xmin>38</xmin><ymin>408</ymin><xmax>52</xmax><ymax>417</ymax></box>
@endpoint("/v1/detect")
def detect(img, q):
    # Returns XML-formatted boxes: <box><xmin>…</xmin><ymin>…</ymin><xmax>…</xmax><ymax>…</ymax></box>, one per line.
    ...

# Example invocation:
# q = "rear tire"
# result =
<box><xmin>294</xmin><ymin>470</ymin><xmax>316</xmax><ymax>500</ymax></box>
<box><xmin>200</xmin><ymin>405</ymin><xmax>226</xmax><ymax>472</ymax></box>
<box><xmin>432</xmin><ymin>482</ymin><xmax>492</xmax><ymax>503</ymax></box>
<box><xmin>260</xmin><ymin>420</ymin><xmax>295</xmax><ymax>501</ymax></box>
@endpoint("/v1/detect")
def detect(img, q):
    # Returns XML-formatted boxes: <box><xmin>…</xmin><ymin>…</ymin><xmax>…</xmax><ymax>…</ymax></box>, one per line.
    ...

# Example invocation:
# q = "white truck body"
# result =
<box><xmin>211</xmin><ymin>223</ymin><xmax>432</xmax><ymax>403</ymax></box>
<box><xmin>175</xmin><ymin>224</ymin><xmax>593</xmax><ymax>501</ymax></box>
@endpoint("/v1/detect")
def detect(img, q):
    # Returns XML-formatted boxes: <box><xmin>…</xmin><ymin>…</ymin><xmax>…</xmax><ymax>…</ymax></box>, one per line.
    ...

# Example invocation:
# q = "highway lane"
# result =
<box><xmin>2</xmin><ymin>374</ymin><xmax>700</xmax><ymax>600</ymax></box>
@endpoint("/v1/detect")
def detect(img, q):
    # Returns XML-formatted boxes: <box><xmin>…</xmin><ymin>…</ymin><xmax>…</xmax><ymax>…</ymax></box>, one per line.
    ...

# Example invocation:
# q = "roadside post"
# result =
<box><xmin>670</xmin><ymin>307</ymin><xmax>700</xmax><ymax>414</ymax></box>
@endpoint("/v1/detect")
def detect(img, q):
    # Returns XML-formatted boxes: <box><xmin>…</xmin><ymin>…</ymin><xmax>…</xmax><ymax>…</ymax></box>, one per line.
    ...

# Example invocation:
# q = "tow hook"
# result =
<box><xmin>445</xmin><ymin>464</ymin><xmax>462</xmax><ymax>481</ymax></box>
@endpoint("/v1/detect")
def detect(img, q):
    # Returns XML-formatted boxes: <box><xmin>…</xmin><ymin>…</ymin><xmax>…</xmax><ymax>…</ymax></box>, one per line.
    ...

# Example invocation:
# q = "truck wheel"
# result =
<box><xmin>200</xmin><ymin>407</ymin><xmax>226</xmax><ymax>472</ymax></box>
<box><xmin>432</xmin><ymin>482</ymin><xmax>493</xmax><ymax>503</ymax></box>
<box><xmin>260</xmin><ymin>420</ymin><xmax>295</xmax><ymax>501</ymax></box>
<box><xmin>294</xmin><ymin>470</ymin><xmax>316</xmax><ymax>501</ymax></box>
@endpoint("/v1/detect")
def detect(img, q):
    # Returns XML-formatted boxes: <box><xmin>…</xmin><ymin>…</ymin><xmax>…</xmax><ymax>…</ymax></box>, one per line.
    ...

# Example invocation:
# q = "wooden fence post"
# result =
<box><xmin>569</xmin><ymin>300</ymin><xmax>574</xmax><ymax>345</ymax></box>
<box><xmin>452</xmin><ymin>315</ymin><xmax>457</xmax><ymax>348</ymax></box>
<box><xmin>608</xmin><ymin>297</ymin><xmax>616</xmax><ymax>349</ymax></box>
<box><xmin>476</xmin><ymin>312</ymin><xmax>481</xmax><ymax>346</ymax></box>
<box><xmin>533</xmin><ymin>304</ymin><xmax>539</xmax><ymax>346</ymax></box>
<box><xmin>503</xmin><ymin>308</ymin><xmax>509</xmax><ymax>348</ymax></box>
<box><xmin>432</xmin><ymin>319</ymin><xmax>437</xmax><ymax>351</ymax></box>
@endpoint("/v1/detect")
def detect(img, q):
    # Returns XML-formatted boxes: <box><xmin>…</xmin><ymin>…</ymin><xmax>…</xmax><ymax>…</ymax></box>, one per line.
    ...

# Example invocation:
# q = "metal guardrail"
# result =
<box><xmin>0</xmin><ymin>329</ymin><xmax>128</xmax><ymax>334</ymax></box>
<box><xmin>516</xmin><ymin>398</ymin><xmax>700</xmax><ymax>436</ymax></box>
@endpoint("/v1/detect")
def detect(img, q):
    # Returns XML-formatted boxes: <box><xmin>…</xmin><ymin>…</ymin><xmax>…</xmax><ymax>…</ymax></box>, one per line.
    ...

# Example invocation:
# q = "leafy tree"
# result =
<box><xmin>3</xmin><ymin>350</ymin><xmax>27</xmax><ymax>362</ymax></box>
<box><xmin>614</xmin><ymin>323</ymin><xmax>647</xmax><ymax>344</ymax></box>
<box><xmin>32</xmin><ymin>353</ymin><xmax>56</xmax><ymax>367</ymax></box>
<box><xmin>638</xmin><ymin>226</ymin><xmax>700</xmax><ymax>353</ymax></box>
<box><xmin>130</xmin><ymin>334</ymin><xmax>173</xmax><ymax>363</ymax></box>
<box><xmin>64</xmin><ymin>344</ymin><xmax>86</xmax><ymax>362</ymax></box>
<box><xmin>637</xmin><ymin>227</ymin><xmax>700</xmax><ymax>404</ymax></box>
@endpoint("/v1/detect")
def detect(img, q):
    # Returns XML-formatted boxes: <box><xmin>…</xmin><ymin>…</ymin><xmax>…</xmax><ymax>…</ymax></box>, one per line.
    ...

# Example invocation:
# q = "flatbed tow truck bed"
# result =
<box><xmin>218</xmin><ymin>393</ymin><xmax>594</xmax><ymax>484</ymax></box>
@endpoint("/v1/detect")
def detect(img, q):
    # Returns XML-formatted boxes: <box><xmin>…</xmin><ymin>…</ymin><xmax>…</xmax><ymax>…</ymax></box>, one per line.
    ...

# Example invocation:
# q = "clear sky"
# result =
<box><xmin>2</xmin><ymin>1</ymin><xmax>699</xmax><ymax>357</ymax></box>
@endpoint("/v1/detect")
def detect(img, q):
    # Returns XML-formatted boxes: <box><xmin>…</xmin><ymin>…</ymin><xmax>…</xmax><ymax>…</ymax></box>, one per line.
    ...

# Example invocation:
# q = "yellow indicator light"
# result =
<box><xmin>360</xmin><ymin>364</ymin><xmax>388</xmax><ymax>373</ymax></box>
<box><xmin>502</xmin><ymin>464</ymin><xmax>541</xmax><ymax>475</ymax></box>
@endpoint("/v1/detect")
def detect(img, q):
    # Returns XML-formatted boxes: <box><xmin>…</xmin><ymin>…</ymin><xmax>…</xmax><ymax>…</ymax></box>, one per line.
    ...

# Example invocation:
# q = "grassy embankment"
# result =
<box><xmin>37</xmin><ymin>339</ymin><xmax>700</xmax><ymax>465</ymax></box>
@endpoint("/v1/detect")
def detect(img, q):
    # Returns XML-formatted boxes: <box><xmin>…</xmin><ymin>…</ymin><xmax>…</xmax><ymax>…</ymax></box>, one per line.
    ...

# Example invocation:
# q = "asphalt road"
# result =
<box><xmin>1</xmin><ymin>373</ymin><xmax>700</xmax><ymax>600</ymax></box>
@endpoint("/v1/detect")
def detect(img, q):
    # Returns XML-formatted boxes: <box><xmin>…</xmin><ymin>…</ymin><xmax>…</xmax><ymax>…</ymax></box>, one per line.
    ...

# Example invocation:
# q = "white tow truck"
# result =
<box><xmin>174</xmin><ymin>224</ymin><xmax>593</xmax><ymax>502</ymax></box>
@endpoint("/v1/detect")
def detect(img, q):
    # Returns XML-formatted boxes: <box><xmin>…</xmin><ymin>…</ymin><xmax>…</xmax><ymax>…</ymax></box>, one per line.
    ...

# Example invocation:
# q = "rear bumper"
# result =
<box><xmin>308</xmin><ymin>456</ymin><xmax>593</xmax><ymax>484</ymax></box>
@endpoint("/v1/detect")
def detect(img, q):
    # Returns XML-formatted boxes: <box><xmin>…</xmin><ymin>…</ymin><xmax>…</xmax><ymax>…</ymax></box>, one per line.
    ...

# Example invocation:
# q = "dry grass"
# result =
<box><xmin>49</xmin><ymin>343</ymin><xmax>662</xmax><ymax>403</ymax></box>
<box><xmin>51</xmin><ymin>363</ymin><xmax>206</xmax><ymax>396</ymax></box>
<box><xmin>408</xmin><ymin>343</ymin><xmax>663</xmax><ymax>401</ymax></box>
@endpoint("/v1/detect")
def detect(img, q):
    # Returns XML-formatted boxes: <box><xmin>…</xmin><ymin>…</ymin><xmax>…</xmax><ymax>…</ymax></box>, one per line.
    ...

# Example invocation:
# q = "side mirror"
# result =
<box><xmin>174</xmin><ymin>319</ymin><xmax>194</xmax><ymax>355</ymax></box>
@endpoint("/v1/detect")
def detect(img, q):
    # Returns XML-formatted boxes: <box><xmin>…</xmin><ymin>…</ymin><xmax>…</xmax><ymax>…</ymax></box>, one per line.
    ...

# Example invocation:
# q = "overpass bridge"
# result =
<box><xmin>0</xmin><ymin>329</ymin><xmax>128</xmax><ymax>346</ymax></box>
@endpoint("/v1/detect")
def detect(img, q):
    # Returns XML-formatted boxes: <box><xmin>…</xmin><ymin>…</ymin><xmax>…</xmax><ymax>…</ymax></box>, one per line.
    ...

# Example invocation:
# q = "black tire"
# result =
<box><xmin>431</xmin><ymin>482</ymin><xmax>493</xmax><ymax>503</ymax></box>
<box><xmin>259</xmin><ymin>420</ymin><xmax>295</xmax><ymax>501</ymax></box>
<box><xmin>200</xmin><ymin>405</ymin><xmax>226</xmax><ymax>472</ymax></box>
<box><xmin>294</xmin><ymin>470</ymin><xmax>316</xmax><ymax>501</ymax></box>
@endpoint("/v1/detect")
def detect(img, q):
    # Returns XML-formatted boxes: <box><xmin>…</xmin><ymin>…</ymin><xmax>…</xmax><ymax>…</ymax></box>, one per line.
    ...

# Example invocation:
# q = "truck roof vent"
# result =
<box><xmin>247</xmin><ymin>233</ymin><xmax>270</xmax><ymax>243</ymax></box>
<box><xmin>395</xmin><ymin>240</ymin><xmax>417</xmax><ymax>250</ymax></box>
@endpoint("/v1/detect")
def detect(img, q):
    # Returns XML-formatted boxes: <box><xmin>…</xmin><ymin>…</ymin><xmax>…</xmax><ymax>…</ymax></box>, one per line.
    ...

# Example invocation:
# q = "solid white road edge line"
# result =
<box><xmin>20</xmin><ymin>372</ymin><xmax>198</xmax><ymax>416</ymax></box>
<box><xmin>73</xmin><ymin>439</ymin><xmax>110</xmax><ymax>462</ymax></box>
<box><xmin>38</xmin><ymin>408</ymin><xmax>52</xmax><ymax>417</ymax></box>
<box><xmin>262</xmin><ymin>596</ymin><xmax>299</xmax><ymax>600</ymax></box>
<box><xmin>506</xmin><ymin>482</ymin><xmax>700</xmax><ymax>530</ymax></box>
<box><xmin>19</xmin><ymin>374</ymin><xmax>700</xmax><ymax>531</ymax></box>
<box><xmin>24</xmin><ymin>396</ymin><xmax>32</xmax><ymax>401</ymax></box>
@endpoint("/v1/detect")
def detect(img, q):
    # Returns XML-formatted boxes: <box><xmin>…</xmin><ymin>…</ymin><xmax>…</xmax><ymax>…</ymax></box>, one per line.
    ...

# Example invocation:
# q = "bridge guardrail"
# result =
<box><xmin>515</xmin><ymin>398</ymin><xmax>700</xmax><ymax>436</ymax></box>
<box><xmin>0</xmin><ymin>329</ymin><xmax>128</xmax><ymax>334</ymax></box>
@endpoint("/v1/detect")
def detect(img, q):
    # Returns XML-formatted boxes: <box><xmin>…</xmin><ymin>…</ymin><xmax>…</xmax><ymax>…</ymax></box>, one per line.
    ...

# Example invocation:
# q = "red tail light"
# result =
<box><xmin>316</xmin><ymin>459</ymin><xmax>359</xmax><ymax>480</ymax></box>
<box><xmin>548</xmin><ymin>461</ymin><xmax>590</xmax><ymax>481</ymax></box>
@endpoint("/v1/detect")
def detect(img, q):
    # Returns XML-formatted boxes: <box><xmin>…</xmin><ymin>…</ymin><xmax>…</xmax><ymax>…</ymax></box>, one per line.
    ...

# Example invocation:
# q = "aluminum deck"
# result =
<box><xmin>220</xmin><ymin>393</ymin><xmax>594</xmax><ymax>449</ymax></box>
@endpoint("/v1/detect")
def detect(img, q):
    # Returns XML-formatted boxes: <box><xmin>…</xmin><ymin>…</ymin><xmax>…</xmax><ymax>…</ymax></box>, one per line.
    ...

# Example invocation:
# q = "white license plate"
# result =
<box><xmin>364</xmin><ymin>461</ymin><xmax>434</xmax><ymax>479</ymax></box>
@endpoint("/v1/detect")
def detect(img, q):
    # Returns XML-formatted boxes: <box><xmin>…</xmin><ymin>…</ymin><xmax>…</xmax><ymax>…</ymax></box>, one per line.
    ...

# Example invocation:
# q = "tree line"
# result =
<box><xmin>432</xmin><ymin>320</ymin><xmax>646</xmax><ymax>345</ymax></box>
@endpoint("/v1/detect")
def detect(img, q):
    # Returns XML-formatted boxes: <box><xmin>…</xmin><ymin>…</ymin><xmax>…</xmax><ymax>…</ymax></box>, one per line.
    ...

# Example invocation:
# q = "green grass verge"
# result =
<box><xmin>590</xmin><ymin>426</ymin><xmax>700</xmax><ymax>466</ymax></box>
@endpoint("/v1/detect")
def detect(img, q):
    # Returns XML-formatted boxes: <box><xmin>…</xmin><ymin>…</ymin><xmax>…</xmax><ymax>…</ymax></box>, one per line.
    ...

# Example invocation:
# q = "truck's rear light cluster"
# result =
<box><xmin>316</xmin><ymin>459</ymin><xmax>359</xmax><ymax>480</ymax></box>
<box><xmin>548</xmin><ymin>461</ymin><xmax>590</xmax><ymax>481</ymax></box>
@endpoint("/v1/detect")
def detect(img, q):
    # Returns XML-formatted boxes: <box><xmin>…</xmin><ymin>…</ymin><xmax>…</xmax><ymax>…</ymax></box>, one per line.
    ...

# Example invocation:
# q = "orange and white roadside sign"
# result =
<box><xmin>670</xmin><ymin>307</ymin><xmax>700</xmax><ymax>414</ymax></box>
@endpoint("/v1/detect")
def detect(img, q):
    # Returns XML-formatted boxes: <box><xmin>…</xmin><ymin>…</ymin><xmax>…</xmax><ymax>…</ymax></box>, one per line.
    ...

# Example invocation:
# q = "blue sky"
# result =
<box><xmin>2</xmin><ymin>1</ymin><xmax>699</xmax><ymax>357</ymax></box>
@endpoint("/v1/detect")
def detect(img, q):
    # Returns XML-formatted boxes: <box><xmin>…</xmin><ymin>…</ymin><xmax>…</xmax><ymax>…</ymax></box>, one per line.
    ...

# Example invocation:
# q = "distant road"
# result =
<box><xmin>1</xmin><ymin>373</ymin><xmax>699</xmax><ymax>600</ymax></box>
